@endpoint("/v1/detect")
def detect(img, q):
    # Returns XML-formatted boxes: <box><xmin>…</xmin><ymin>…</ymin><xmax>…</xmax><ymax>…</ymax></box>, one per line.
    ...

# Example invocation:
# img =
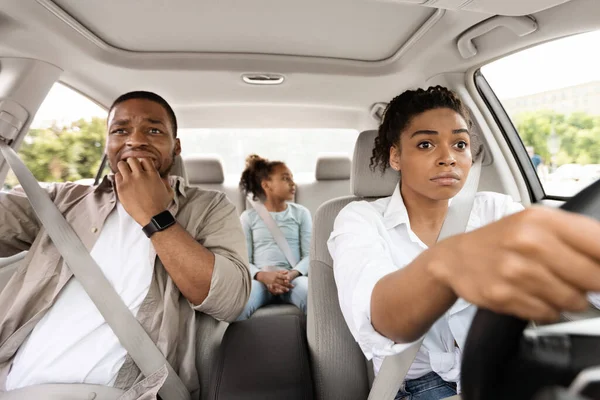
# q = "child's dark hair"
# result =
<box><xmin>370</xmin><ymin>86</ymin><xmax>482</xmax><ymax>173</ymax></box>
<box><xmin>240</xmin><ymin>154</ymin><xmax>285</xmax><ymax>201</ymax></box>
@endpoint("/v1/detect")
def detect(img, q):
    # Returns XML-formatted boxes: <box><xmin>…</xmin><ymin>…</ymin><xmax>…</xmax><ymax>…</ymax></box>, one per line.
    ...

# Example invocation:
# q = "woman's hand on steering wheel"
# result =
<box><xmin>427</xmin><ymin>206</ymin><xmax>600</xmax><ymax>323</ymax></box>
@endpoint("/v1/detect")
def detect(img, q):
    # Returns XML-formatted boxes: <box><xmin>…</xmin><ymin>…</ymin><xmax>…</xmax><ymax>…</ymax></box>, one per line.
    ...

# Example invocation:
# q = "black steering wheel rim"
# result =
<box><xmin>461</xmin><ymin>179</ymin><xmax>600</xmax><ymax>400</ymax></box>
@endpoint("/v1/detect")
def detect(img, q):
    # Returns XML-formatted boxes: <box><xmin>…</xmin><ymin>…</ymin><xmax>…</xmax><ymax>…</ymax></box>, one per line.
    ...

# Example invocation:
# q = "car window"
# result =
<box><xmin>481</xmin><ymin>30</ymin><xmax>600</xmax><ymax>198</ymax></box>
<box><xmin>178</xmin><ymin>128</ymin><xmax>359</xmax><ymax>182</ymax></box>
<box><xmin>3</xmin><ymin>83</ymin><xmax>107</xmax><ymax>191</ymax></box>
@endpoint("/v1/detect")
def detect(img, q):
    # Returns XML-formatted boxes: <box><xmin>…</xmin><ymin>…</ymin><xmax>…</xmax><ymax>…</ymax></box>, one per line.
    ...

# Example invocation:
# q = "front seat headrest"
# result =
<box><xmin>185</xmin><ymin>155</ymin><xmax>225</xmax><ymax>185</ymax></box>
<box><xmin>351</xmin><ymin>130</ymin><xmax>399</xmax><ymax>198</ymax></box>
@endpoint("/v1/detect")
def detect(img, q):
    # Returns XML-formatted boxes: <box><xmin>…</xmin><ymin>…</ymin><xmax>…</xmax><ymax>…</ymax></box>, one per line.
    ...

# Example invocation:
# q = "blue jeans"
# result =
<box><xmin>236</xmin><ymin>276</ymin><xmax>308</xmax><ymax>320</ymax></box>
<box><xmin>395</xmin><ymin>372</ymin><xmax>458</xmax><ymax>400</ymax></box>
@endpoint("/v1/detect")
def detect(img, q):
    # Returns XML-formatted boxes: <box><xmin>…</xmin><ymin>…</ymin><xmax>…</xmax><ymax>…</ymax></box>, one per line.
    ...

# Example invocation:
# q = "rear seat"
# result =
<box><xmin>295</xmin><ymin>155</ymin><xmax>352</xmax><ymax>216</ymax></box>
<box><xmin>184</xmin><ymin>155</ymin><xmax>245</xmax><ymax>215</ymax></box>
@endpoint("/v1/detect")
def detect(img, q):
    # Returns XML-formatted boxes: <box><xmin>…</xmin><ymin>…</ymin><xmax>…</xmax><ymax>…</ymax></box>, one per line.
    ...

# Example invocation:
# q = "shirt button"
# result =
<box><xmin>91</xmin><ymin>227</ymin><xmax>98</xmax><ymax>234</ymax></box>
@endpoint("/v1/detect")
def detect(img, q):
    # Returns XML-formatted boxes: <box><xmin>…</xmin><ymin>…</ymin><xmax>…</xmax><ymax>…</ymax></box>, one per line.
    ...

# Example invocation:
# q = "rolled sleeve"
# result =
<box><xmin>193</xmin><ymin>194</ymin><xmax>251</xmax><ymax>322</ymax></box>
<box><xmin>193</xmin><ymin>253</ymin><xmax>249</xmax><ymax>321</ymax></box>
<box><xmin>0</xmin><ymin>185</ymin><xmax>59</xmax><ymax>258</ymax></box>
<box><xmin>328</xmin><ymin>201</ymin><xmax>418</xmax><ymax>361</ymax></box>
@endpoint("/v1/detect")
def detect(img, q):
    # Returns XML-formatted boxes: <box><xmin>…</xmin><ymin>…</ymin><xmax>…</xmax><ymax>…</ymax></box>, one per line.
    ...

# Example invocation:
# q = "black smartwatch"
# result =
<box><xmin>142</xmin><ymin>210</ymin><xmax>176</xmax><ymax>238</ymax></box>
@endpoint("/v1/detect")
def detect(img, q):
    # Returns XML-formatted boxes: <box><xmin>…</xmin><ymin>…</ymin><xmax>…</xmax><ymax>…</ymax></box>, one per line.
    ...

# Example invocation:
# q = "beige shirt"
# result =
<box><xmin>0</xmin><ymin>175</ymin><xmax>251</xmax><ymax>399</ymax></box>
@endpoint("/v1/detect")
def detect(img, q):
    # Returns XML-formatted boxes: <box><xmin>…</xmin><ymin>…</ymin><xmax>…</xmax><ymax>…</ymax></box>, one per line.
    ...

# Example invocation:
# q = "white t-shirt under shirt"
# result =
<box><xmin>6</xmin><ymin>202</ymin><xmax>153</xmax><ymax>390</ymax></box>
<box><xmin>328</xmin><ymin>186</ymin><xmax>525</xmax><ymax>385</ymax></box>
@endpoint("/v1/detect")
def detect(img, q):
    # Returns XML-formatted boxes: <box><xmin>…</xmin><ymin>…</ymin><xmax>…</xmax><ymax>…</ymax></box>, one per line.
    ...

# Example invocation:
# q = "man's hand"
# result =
<box><xmin>256</xmin><ymin>270</ymin><xmax>293</xmax><ymax>295</ymax></box>
<box><xmin>430</xmin><ymin>207</ymin><xmax>600</xmax><ymax>322</ymax></box>
<box><xmin>115</xmin><ymin>158</ymin><xmax>174</xmax><ymax>226</ymax></box>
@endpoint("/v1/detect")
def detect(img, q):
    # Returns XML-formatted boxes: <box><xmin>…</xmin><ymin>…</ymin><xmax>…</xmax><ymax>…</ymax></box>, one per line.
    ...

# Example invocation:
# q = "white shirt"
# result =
<box><xmin>7</xmin><ymin>203</ymin><xmax>154</xmax><ymax>390</ymax></box>
<box><xmin>328</xmin><ymin>185</ymin><xmax>524</xmax><ymax>384</ymax></box>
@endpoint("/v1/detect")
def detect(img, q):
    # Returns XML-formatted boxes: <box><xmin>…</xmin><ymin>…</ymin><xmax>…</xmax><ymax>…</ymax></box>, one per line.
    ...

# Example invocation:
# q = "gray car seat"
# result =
<box><xmin>307</xmin><ymin>130</ymin><xmax>399</xmax><ymax>400</ymax></box>
<box><xmin>209</xmin><ymin>315</ymin><xmax>313</xmax><ymax>400</ymax></box>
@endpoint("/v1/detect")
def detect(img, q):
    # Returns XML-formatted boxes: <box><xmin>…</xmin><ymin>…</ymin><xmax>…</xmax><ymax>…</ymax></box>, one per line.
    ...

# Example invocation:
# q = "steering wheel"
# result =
<box><xmin>461</xmin><ymin>179</ymin><xmax>600</xmax><ymax>400</ymax></box>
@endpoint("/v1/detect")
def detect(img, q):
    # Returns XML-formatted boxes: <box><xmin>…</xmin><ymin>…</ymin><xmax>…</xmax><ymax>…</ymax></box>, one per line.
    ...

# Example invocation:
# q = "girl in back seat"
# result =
<box><xmin>236</xmin><ymin>154</ymin><xmax>311</xmax><ymax>320</ymax></box>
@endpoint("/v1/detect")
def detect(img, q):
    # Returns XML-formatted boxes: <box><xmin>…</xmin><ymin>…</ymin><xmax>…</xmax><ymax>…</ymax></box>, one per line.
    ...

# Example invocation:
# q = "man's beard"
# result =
<box><xmin>158</xmin><ymin>151</ymin><xmax>176</xmax><ymax>179</ymax></box>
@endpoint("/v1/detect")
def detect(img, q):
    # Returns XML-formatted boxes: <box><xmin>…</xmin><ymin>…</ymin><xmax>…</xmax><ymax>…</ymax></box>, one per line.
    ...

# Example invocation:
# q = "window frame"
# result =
<box><xmin>473</xmin><ymin>69</ymin><xmax>552</xmax><ymax>203</ymax></box>
<box><xmin>28</xmin><ymin>82</ymin><xmax>108</xmax><ymax>185</ymax></box>
<box><xmin>55</xmin><ymin>83</ymin><xmax>109</xmax><ymax>186</ymax></box>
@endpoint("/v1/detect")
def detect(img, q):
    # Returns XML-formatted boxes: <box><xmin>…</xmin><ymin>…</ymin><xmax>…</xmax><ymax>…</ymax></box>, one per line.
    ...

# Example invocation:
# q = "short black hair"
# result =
<box><xmin>371</xmin><ymin>85</ymin><xmax>482</xmax><ymax>173</ymax></box>
<box><xmin>108</xmin><ymin>91</ymin><xmax>178</xmax><ymax>137</ymax></box>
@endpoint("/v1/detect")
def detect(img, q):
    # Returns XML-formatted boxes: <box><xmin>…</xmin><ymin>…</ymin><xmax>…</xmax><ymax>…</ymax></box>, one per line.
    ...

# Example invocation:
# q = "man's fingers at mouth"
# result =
<box><xmin>117</xmin><ymin>160</ymin><xmax>132</xmax><ymax>176</ymax></box>
<box><xmin>138</xmin><ymin>158</ymin><xmax>156</xmax><ymax>172</ymax></box>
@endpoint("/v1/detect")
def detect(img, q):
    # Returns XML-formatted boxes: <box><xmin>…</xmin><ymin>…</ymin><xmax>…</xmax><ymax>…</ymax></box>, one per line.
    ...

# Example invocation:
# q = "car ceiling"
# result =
<box><xmin>0</xmin><ymin>0</ymin><xmax>597</xmax><ymax>129</ymax></box>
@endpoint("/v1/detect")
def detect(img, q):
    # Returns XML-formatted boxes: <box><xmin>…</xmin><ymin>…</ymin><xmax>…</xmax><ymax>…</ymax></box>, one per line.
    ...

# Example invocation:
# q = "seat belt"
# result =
<box><xmin>247</xmin><ymin>196</ymin><xmax>299</xmax><ymax>267</ymax></box>
<box><xmin>0</xmin><ymin>141</ymin><xmax>191</xmax><ymax>400</ymax></box>
<box><xmin>367</xmin><ymin>159</ymin><xmax>482</xmax><ymax>400</ymax></box>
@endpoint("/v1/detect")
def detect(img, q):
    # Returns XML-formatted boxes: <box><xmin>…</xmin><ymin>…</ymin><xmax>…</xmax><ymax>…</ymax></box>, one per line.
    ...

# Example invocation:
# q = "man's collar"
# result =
<box><xmin>168</xmin><ymin>175</ymin><xmax>188</xmax><ymax>198</ymax></box>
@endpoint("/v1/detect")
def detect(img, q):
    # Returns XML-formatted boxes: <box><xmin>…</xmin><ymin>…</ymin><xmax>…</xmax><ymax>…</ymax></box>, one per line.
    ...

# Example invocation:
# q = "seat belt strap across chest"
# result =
<box><xmin>247</xmin><ymin>196</ymin><xmax>299</xmax><ymax>267</ymax></box>
<box><xmin>367</xmin><ymin>159</ymin><xmax>482</xmax><ymax>400</ymax></box>
<box><xmin>0</xmin><ymin>140</ymin><xmax>190</xmax><ymax>400</ymax></box>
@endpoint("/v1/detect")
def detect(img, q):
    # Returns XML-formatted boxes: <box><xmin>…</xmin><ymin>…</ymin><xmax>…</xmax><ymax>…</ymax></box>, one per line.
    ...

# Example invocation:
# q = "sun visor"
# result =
<box><xmin>378</xmin><ymin>0</ymin><xmax>573</xmax><ymax>16</ymax></box>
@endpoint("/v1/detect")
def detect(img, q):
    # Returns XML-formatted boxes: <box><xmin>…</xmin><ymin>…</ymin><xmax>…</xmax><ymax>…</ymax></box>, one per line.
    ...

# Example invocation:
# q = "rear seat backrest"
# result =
<box><xmin>295</xmin><ymin>155</ymin><xmax>352</xmax><ymax>216</ymax></box>
<box><xmin>307</xmin><ymin>130</ymin><xmax>399</xmax><ymax>400</ymax></box>
<box><xmin>184</xmin><ymin>155</ymin><xmax>245</xmax><ymax>215</ymax></box>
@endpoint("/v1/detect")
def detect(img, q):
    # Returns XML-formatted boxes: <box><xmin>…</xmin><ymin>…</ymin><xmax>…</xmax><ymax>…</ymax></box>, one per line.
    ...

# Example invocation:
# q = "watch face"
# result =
<box><xmin>153</xmin><ymin>211</ymin><xmax>175</xmax><ymax>228</ymax></box>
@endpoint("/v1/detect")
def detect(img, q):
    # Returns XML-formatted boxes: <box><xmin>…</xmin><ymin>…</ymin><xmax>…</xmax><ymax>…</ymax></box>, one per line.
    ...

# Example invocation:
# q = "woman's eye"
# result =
<box><xmin>417</xmin><ymin>142</ymin><xmax>432</xmax><ymax>149</ymax></box>
<box><xmin>455</xmin><ymin>141</ymin><xmax>469</xmax><ymax>150</ymax></box>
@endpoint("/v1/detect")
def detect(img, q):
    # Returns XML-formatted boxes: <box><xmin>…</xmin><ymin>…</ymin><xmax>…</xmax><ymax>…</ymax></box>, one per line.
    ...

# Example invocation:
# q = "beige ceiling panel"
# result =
<box><xmin>49</xmin><ymin>0</ymin><xmax>436</xmax><ymax>61</ymax></box>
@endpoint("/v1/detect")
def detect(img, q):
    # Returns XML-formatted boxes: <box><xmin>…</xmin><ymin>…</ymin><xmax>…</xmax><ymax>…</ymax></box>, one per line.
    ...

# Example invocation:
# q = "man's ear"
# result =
<box><xmin>389</xmin><ymin>145</ymin><xmax>401</xmax><ymax>172</ymax></box>
<box><xmin>174</xmin><ymin>138</ymin><xmax>182</xmax><ymax>156</ymax></box>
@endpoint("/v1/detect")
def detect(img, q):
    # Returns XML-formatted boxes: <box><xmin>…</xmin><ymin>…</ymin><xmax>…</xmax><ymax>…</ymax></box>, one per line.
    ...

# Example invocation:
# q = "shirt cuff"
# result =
<box><xmin>249</xmin><ymin>263</ymin><xmax>261</xmax><ymax>279</ymax></box>
<box><xmin>293</xmin><ymin>257</ymin><xmax>309</xmax><ymax>276</ymax></box>
<box><xmin>193</xmin><ymin>253</ymin><xmax>251</xmax><ymax>322</ymax></box>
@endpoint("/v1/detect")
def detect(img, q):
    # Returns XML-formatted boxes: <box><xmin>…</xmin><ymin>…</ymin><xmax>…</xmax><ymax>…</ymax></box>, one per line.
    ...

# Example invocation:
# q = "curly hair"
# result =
<box><xmin>239</xmin><ymin>154</ymin><xmax>285</xmax><ymax>201</ymax></box>
<box><xmin>370</xmin><ymin>86</ymin><xmax>482</xmax><ymax>173</ymax></box>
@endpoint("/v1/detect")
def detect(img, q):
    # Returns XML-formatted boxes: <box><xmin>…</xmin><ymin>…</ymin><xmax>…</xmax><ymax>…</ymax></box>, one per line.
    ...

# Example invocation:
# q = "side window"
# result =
<box><xmin>3</xmin><ymin>83</ymin><xmax>107</xmax><ymax>190</ymax></box>
<box><xmin>481</xmin><ymin>30</ymin><xmax>600</xmax><ymax>198</ymax></box>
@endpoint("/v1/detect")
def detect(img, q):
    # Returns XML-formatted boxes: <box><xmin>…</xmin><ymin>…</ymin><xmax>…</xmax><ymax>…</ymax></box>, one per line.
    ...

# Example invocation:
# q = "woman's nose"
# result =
<box><xmin>437</xmin><ymin>148</ymin><xmax>457</xmax><ymax>166</ymax></box>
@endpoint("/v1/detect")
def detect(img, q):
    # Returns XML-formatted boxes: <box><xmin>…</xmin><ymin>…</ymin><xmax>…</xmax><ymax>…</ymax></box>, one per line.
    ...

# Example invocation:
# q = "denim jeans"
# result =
<box><xmin>236</xmin><ymin>276</ymin><xmax>308</xmax><ymax>320</ymax></box>
<box><xmin>394</xmin><ymin>371</ymin><xmax>458</xmax><ymax>400</ymax></box>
